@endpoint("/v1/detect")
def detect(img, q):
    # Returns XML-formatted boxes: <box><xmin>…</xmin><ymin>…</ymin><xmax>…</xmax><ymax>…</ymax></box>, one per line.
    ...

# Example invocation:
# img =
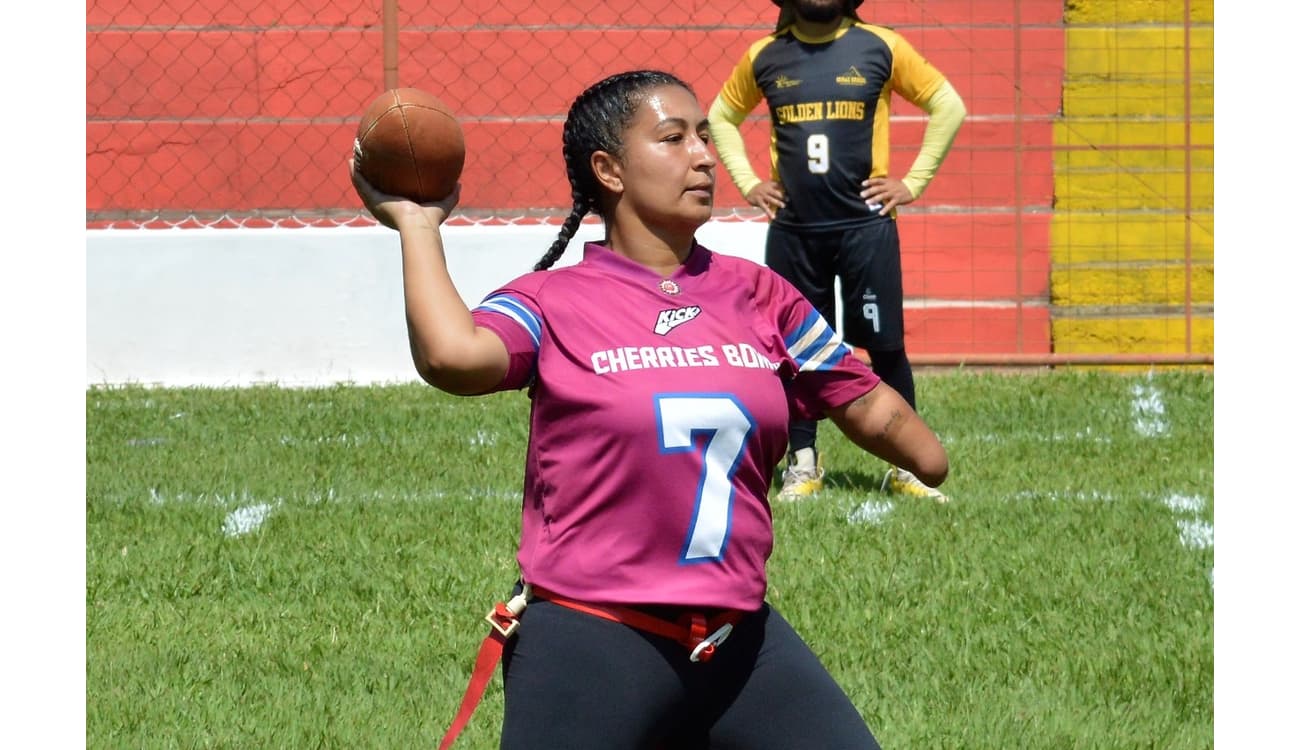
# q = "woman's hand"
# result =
<box><xmin>859</xmin><ymin>176</ymin><xmax>914</xmax><ymax>216</ymax></box>
<box><xmin>349</xmin><ymin>157</ymin><xmax>461</xmax><ymax>232</ymax></box>
<box><xmin>743</xmin><ymin>180</ymin><xmax>786</xmax><ymax>220</ymax></box>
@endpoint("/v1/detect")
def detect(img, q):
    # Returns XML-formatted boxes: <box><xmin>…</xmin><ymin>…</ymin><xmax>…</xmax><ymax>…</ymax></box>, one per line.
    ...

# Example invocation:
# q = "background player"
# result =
<box><xmin>709</xmin><ymin>0</ymin><xmax>966</xmax><ymax>502</ymax></box>
<box><xmin>351</xmin><ymin>69</ymin><xmax>946</xmax><ymax>747</ymax></box>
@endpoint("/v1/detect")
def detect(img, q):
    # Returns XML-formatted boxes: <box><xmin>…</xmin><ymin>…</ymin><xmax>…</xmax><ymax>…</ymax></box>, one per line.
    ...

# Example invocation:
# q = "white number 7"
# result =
<box><xmin>656</xmin><ymin>394</ymin><xmax>755</xmax><ymax>563</ymax></box>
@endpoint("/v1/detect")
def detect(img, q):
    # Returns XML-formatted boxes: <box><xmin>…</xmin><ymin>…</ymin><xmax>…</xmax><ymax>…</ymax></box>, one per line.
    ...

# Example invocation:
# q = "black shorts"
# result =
<box><xmin>499</xmin><ymin>599</ymin><xmax>882</xmax><ymax>749</ymax></box>
<box><xmin>765</xmin><ymin>219</ymin><xmax>904</xmax><ymax>351</ymax></box>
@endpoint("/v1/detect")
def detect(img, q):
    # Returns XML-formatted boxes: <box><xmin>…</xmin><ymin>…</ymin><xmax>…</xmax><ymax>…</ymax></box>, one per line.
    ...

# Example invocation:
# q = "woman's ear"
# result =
<box><xmin>591</xmin><ymin>150</ymin><xmax>624</xmax><ymax>194</ymax></box>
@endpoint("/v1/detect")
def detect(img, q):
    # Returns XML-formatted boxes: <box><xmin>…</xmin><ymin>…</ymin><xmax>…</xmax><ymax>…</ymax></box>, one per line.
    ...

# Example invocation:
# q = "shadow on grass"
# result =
<box><xmin>822</xmin><ymin>467</ymin><xmax>887</xmax><ymax>495</ymax></box>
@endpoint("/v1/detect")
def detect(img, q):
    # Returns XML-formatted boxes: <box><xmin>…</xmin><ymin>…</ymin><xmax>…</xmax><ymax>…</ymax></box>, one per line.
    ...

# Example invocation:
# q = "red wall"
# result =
<box><xmin>87</xmin><ymin>0</ymin><xmax>1063</xmax><ymax>353</ymax></box>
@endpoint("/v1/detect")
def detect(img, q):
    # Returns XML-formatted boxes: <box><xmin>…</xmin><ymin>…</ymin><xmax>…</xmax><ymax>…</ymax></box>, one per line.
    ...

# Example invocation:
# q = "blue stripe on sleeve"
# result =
<box><xmin>784</xmin><ymin>314</ymin><xmax>853</xmax><ymax>372</ymax></box>
<box><xmin>476</xmin><ymin>294</ymin><xmax>542</xmax><ymax>349</ymax></box>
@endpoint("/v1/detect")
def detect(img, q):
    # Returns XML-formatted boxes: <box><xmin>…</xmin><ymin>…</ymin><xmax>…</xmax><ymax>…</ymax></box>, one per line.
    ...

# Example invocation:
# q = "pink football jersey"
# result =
<box><xmin>471</xmin><ymin>242</ymin><xmax>880</xmax><ymax>610</ymax></box>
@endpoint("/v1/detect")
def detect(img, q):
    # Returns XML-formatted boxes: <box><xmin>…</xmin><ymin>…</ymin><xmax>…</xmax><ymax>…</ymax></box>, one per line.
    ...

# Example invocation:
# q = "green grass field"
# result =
<box><xmin>86</xmin><ymin>370</ymin><xmax>1213</xmax><ymax>749</ymax></box>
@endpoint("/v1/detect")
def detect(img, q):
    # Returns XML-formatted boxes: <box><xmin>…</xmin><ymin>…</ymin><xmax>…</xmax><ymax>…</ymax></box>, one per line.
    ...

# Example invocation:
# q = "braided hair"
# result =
<box><xmin>533</xmin><ymin>70</ymin><xmax>694</xmax><ymax>271</ymax></box>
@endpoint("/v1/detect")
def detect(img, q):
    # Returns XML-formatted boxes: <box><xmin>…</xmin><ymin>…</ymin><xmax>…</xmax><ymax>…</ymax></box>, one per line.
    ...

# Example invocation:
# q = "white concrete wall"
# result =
<box><xmin>86</xmin><ymin>221</ymin><xmax>769</xmax><ymax>387</ymax></box>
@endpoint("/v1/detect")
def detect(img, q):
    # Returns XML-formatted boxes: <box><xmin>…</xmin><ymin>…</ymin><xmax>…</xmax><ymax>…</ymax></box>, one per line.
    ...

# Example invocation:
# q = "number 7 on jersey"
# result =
<box><xmin>655</xmin><ymin>394</ymin><xmax>756</xmax><ymax>563</ymax></box>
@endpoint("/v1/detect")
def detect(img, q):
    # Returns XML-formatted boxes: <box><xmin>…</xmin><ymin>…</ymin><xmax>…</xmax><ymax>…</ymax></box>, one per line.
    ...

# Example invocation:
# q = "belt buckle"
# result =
<box><xmin>484</xmin><ymin>606</ymin><xmax>520</xmax><ymax>638</ymax></box>
<box><xmin>484</xmin><ymin>590</ymin><xmax>530</xmax><ymax>639</ymax></box>
<box><xmin>689</xmin><ymin>622</ymin><xmax>734</xmax><ymax>663</ymax></box>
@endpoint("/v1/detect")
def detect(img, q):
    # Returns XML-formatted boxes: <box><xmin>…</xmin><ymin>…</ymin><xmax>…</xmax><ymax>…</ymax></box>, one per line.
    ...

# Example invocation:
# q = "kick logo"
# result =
<box><xmin>655</xmin><ymin>305</ymin><xmax>702</xmax><ymax>335</ymax></box>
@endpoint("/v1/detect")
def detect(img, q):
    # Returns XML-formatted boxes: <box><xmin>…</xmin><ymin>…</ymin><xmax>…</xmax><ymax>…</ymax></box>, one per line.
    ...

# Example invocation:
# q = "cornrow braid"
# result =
<box><xmin>533</xmin><ymin>196</ymin><xmax>589</xmax><ymax>271</ymax></box>
<box><xmin>533</xmin><ymin>70</ymin><xmax>693</xmax><ymax>272</ymax></box>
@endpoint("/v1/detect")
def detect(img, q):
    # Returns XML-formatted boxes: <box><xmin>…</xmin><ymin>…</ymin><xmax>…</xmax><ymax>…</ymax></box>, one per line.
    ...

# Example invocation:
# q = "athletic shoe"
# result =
<box><xmin>882</xmin><ymin>466</ymin><xmax>948</xmax><ymax>503</ymax></box>
<box><xmin>776</xmin><ymin>447</ymin><xmax>824</xmax><ymax>501</ymax></box>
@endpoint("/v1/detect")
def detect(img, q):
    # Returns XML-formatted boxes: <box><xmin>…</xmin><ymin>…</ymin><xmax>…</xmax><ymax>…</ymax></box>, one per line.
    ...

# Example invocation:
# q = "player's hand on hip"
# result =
<box><xmin>744</xmin><ymin>181</ymin><xmax>786</xmax><ymax>220</ymax></box>
<box><xmin>860</xmin><ymin>177</ymin><xmax>914</xmax><ymax>216</ymax></box>
<box><xmin>349</xmin><ymin>157</ymin><xmax>460</xmax><ymax>231</ymax></box>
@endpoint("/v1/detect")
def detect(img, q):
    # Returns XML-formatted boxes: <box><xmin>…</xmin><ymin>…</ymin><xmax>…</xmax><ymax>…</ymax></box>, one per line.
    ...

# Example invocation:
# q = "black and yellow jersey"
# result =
<box><xmin>716</xmin><ymin>19</ymin><xmax>947</xmax><ymax>230</ymax></box>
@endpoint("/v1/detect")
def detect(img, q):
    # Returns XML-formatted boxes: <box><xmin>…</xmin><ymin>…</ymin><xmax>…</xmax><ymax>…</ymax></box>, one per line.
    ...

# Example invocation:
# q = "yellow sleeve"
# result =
<box><xmin>708</xmin><ymin>96</ymin><xmax>763</xmax><ymax>197</ymax></box>
<box><xmin>885</xmin><ymin>29</ymin><xmax>947</xmax><ymax>106</ymax></box>
<box><xmin>709</xmin><ymin>38</ymin><xmax>775</xmax><ymax>197</ymax></box>
<box><xmin>715</xmin><ymin>39</ymin><xmax>768</xmax><ymax>116</ymax></box>
<box><xmin>901</xmin><ymin>80</ymin><xmax>966</xmax><ymax>199</ymax></box>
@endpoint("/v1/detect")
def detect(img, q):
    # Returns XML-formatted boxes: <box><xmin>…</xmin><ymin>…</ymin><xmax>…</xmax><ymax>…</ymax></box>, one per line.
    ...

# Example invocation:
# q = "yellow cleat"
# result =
<box><xmin>882</xmin><ymin>466</ymin><xmax>949</xmax><ymax>503</ymax></box>
<box><xmin>777</xmin><ymin>447</ymin><xmax>824</xmax><ymax>502</ymax></box>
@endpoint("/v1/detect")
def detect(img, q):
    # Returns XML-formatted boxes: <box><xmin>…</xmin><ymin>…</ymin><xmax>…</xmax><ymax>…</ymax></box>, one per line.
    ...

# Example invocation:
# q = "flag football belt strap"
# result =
<box><xmin>437</xmin><ymin>590</ymin><xmax>530</xmax><ymax>750</ymax></box>
<box><xmin>528</xmin><ymin>584</ymin><xmax>742</xmax><ymax>663</ymax></box>
<box><xmin>437</xmin><ymin>584</ymin><xmax>743</xmax><ymax>749</ymax></box>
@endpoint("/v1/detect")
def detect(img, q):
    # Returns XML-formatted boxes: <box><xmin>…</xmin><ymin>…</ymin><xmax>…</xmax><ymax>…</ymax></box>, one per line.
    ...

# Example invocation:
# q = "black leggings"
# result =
<box><xmin>500</xmin><ymin>599</ymin><xmax>882</xmax><ymax>749</ymax></box>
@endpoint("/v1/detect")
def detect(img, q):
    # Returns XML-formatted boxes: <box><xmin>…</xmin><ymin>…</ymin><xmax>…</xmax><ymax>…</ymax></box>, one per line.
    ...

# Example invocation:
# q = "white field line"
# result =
<box><xmin>140</xmin><ymin>487</ymin><xmax>523</xmax><ymax>539</ymax></box>
<box><xmin>951</xmin><ymin>376</ymin><xmax>1170</xmax><ymax>447</ymax></box>
<box><xmin>223</xmin><ymin>503</ymin><xmax>277</xmax><ymax>537</ymax></box>
<box><xmin>278</xmin><ymin>433</ymin><xmax>359</xmax><ymax>446</ymax></box>
<box><xmin>846</xmin><ymin>499</ymin><xmax>895</xmax><ymax>525</ymax></box>
<box><xmin>1162</xmin><ymin>493</ymin><xmax>1213</xmax><ymax>550</ymax></box>
<box><xmin>144</xmin><ymin>487</ymin><xmax>520</xmax><ymax>507</ymax></box>
<box><xmin>127</xmin><ymin>437</ymin><xmax>166</xmax><ymax>447</ymax></box>
<box><xmin>949</xmin><ymin>429</ymin><xmax>1112</xmax><ymax>445</ymax></box>
<box><xmin>1161</xmin><ymin>492</ymin><xmax>1213</xmax><ymax>588</ymax></box>
<box><xmin>1131</xmin><ymin>377</ymin><xmax>1170</xmax><ymax>438</ymax></box>
<box><xmin>276</xmin><ymin>429</ymin><xmax>503</xmax><ymax>448</ymax></box>
<box><xmin>1012</xmin><ymin>489</ymin><xmax>1117</xmax><ymax>502</ymax></box>
<box><xmin>841</xmin><ymin>382</ymin><xmax>1208</xmax><ymax>587</ymax></box>
<box><xmin>149</xmin><ymin>488</ymin><xmax>265</xmax><ymax>506</ymax></box>
<box><xmin>1161</xmin><ymin>493</ymin><xmax>1206</xmax><ymax>515</ymax></box>
<box><xmin>1176</xmin><ymin>518</ymin><xmax>1214</xmax><ymax>550</ymax></box>
<box><xmin>1131</xmin><ymin>379</ymin><xmax>1210</xmax><ymax>581</ymax></box>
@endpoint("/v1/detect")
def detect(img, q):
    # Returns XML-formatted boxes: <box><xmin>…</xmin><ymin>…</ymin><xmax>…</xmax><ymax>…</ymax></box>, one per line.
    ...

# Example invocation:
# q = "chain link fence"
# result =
<box><xmin>87</xmin><ymin>0</ymin><xmax>1062</xmax><ymax>227</ymax></box>
<box><xmin>86</xmin><ymin>0</ymin><xmax>1213</xmax><ymax>362</ymax></box>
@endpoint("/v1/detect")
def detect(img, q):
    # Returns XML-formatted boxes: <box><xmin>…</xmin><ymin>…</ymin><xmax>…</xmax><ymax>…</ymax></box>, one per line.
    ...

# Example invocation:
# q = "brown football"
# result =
<box><xmin>354</xmin><ymin>88</ymin><xmax>465</xmax><ymax>202</ymax></box>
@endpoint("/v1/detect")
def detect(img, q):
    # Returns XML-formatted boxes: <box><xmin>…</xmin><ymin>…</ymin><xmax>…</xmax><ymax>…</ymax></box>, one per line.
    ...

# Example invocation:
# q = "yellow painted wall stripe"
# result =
<box><xmin>1054</xmin><ymin>120</ymin><xmax>1213</xmax><ymax>170</ymax></box>
<box><xmin>1050</xmin><ymin>0</ymin><xmax>1214</xmax><ymax>356</ymax></box>
<box><xmin>1054</xmin><ymin>144</ymin><xmax>1213</xmax><ymax>171</ymax></box>
<box><xmin>1066</xmin><ymin>28</ymin><xmax>1214</xmax><ymax>78</ymax></box>
<box><xmin>1064</xmin><ymin>0</ymin><xmax>1213</xmax><ymax>24</ymax></box>
<box><xmin>1051</xmin><ymin>264</ymin><xmax>1213</xmax><ymax>306</ymax></box>
<box><xmin>1055</xmin><ymin>119</ymin><xmax>1213</xmax><ymax>148</ymax></box>
<box><xmin>1049</xmin><ymin>213</ymin><xmax>1213</xmax><ymax>264</ymax></box>
<box><xmin>1063</xmin><ymin>81</ymin><xmax>1215</xmax><ymax>118</ymax></box>
<box><xmin>1051</xmin><ymin>317</ymin><xmax>1214</xmax><ymax>354</ymax></box>
<box><xmin>1054</xmin><ymin>170</ymin><xmax>1213</xmax><ymax>211</ymax></box>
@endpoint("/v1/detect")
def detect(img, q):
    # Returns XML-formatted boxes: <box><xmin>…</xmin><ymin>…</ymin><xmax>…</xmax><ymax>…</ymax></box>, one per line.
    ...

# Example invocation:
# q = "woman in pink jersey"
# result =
<box><xmin>351</xmin><ymin>70</ymin><xmax>946</xmax><ymax>749</ymax></box>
